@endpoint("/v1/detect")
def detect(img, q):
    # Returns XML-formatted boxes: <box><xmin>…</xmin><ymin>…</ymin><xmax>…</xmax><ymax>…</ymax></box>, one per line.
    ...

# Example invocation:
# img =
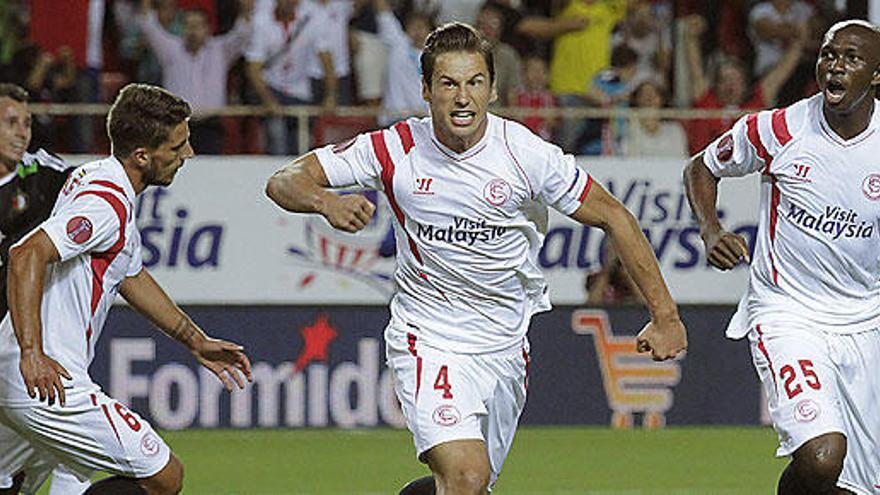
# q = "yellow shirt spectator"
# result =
<box><xmin>550</xmin><ymin>0</ymin><xmax>627</xmax><ymax>95</ymax></box>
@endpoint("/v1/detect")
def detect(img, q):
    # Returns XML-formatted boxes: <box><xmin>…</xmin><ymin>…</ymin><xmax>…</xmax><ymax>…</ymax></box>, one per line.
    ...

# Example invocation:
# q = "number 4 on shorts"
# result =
<box><xmin>434</xmin><ymin>365</ymin><xmax>453</xmax><ymax>399</ymax></box>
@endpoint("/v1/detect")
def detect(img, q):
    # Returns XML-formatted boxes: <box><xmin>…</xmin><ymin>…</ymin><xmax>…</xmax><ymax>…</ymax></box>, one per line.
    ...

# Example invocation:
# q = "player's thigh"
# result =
<box><xmin>0</xmin><ymin>413</ymin><xmax>56</xmax><ymax>494</ymax></box>
<box><xmin>749</xmin><ymin>324</ymin><xmax>844</xmax><ymax>456</ymax></box>
<box><xmin>1</xmin><ymin>391</ymin><xmax>171</xmax><ymax>482</ymax></box>
<box><xmin>387</xmin><ymin>346</ymin><xmax>487</xmax><ymax>461</ymax></box>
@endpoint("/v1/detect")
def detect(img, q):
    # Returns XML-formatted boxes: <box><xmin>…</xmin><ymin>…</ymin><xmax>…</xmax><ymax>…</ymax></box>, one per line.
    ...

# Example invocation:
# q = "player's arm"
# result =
<box><xmin>570</xmin><ymin>183</ymin><xmax>687</xmax><ymax>361</ymax></box>
<box><xmin>683</xmin><ymin>152</ymin><xmax>750</xmax><ymax>270</ymax></box>
<box><xmin>119</xmin><ymin>269</ymin><xmax>252</xmax><ymax>391</ymax></box>
<box><xmin>265</xmin><ymin>152</ymin><xmax>376</xmax><ymax>233</ymax></box>
<box><xmin>7</xmin><ymin>229</ymin><xmax>71</xmax><ymax>406</ymax></box>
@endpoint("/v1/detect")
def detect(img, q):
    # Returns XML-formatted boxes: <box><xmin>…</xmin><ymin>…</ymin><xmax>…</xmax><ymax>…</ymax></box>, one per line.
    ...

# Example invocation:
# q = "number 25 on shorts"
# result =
<box><xmin>434</xmin><ymin>365</ymin><xmax>453</xmax><ymax>399</ymax></box>
<box><xmin>779</xmin><ymin>359</ymin><xmax>821</xmax><ymax>399</ymax></box>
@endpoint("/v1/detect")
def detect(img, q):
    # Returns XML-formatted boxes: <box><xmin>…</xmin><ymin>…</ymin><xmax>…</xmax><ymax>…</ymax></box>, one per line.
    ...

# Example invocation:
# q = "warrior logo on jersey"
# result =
<box><xmin>484</xmin><ymin>178</ymin><xmax>511</xmax><ymax>206</ymax></box>
<box><xmin>794</xmin><ymin>399</ymin><xmax>820</xmax><ymax>423</ymax></box>
<box><xmin>66</xmin><ymin>216</ymin><xmax>93</xmax><ymax>244</ymax></box>
<box><xmin>716</xmin><ymin>134</ymin><xmax>734</xmax><ymax>162</ymax></box>
<box><xmin>861</xmin><ymin>174</ymin><xmax>880</xmax><ymax>201</ymax></box>
<box><xmin>432</xmin><ymin>405</ymin><xmax>461</xmax><ymax>426</ymax></box>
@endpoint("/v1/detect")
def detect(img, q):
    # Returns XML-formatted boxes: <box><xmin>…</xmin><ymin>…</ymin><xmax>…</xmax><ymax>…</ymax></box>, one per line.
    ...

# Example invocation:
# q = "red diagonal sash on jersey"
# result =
<box><xmin>74</xmin><ymin>188</ymin><xmax>128</xmax><ymax>350</ymax></box>
<box><xmin>371</xmin><ymin>126</ymin><xmax>450</xmax><ymax>302</ymax></box>
<box><xmin>747</xmin><ymin>113</ymin><xmax>781</xmax><ymax>285</ymax></box>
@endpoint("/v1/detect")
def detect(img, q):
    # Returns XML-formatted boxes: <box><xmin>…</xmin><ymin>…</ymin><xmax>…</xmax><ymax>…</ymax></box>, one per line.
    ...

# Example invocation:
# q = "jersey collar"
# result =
<box><xmin>429</xmin><ymin>114</ymin><xmax>495</xmax><ymax>161</ymax></box>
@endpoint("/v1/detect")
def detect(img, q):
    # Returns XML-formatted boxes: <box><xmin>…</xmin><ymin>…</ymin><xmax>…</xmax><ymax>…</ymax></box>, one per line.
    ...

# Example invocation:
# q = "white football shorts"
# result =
<box><xmin>386</xmin><ymin>321</ymin><xmax>529</xmax><ymax>488</ymax></box>
<box><xmin>0</xmin><ymin>388</ymin><xmax>170</xmax><ymax>492</ymax></box>
<box><xmin>748</xmin><ymin>323</ymin><xmax>880</xmax><ymax>494</ymax></box>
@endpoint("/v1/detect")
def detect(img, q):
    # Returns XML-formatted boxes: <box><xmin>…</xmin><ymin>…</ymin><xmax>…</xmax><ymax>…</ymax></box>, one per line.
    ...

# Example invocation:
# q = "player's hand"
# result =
<box><xmin>701</xmin><ymin>228</ymin><xmax>750</xmax><ymax>270</ymax></box>
<box><xmin>19</xmin><ymin>349</ymin><xmax>72</xmax><ymax>406</ymax></box>
<box><xmin>321</xmin><ymin>194</ymin><xmax>376</xmax><ymax>233</ymax></box>
<box><xmin>191</xmin><ymin>338</ymin><xmax>253</xmax><ymax>391</ymax></box>
<box><xmin>636</xmin><ymin>317</ymin><xmax>687</xmax><ymax>361</ymax></box>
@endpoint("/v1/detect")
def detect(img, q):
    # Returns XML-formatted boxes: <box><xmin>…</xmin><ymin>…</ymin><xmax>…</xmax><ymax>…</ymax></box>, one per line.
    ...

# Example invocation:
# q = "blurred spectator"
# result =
<box><xmin>305</xmin><ymin>0</ymin><xmax>361</xmax><ymax>110</ymax></box>
<box><xmin>587</xmin><ymin>244</ymin><xmax>643</xmax><ymax>306</ymax></box>
<box><xmin>748</xmin><ymin>0</ymin><xmax>814</xmax><ymax>77</ymax></box>
<box><xmin>137</xmin><ymin>0</ymin><xmax>254</xmax><ymax>154</ymax></box>
<box><xmin>412</xmin><ymin>0</ymin><xmax>483</xmax><ymax>25</ymax></box>
<box><xmin>0</xmin><ymin>0</ymin><xmax>27</xmax><ymax>68</ymax></box>
<box><xmin>7</xmin><ymin>44</ymin><xmax>78</xmax><ymax>151</ymax></box>
<box><xmin>621</xmin><ymin>79</ymin><xmax>687</xmax><ymax>158</ymax></box>
<box><xmin>611</xmin><ymin>0</ymin><xmax>672</xmax><ymax>83</ymax></box>
<box><xmin>115</xmin><ymin>0</ymin><xmax>185</xmax><ymax>85</ymax></box>
<box><xmin>683</xmin><ymin>14</ymin><xmax>806</xmax><ymax>155</ymax></box>
<box><xmin>580</xmin><ymin>44</ymin><xmax>638</xmax><ymax>155</ymax></box>
<box><xmin>246</xmin><ymin>0</ymin><xmax>322</xmax><ymax>155</ymax></box>
<box><xmin>511</xmin><ymin>55</ymin><xmax>556</xmax><ymax>141</ymax></box>
<box><xmin>550</xmin><ymin>0</ymin><xmax>627</xmax><ymax>153</ymax></box>
<box><xmin>482</xmin><ymin>0</ymin><xmax>588</xmax><ymax>56</ymax></box>
<box><xmin>29</xmin><ymin>0</ymin><xmax>105</xmax><ymax>153</ymax></box>
<box><xmin>350</xmin><ymin>2</ymin><xmax>384</xmax><ymax>105</ymax></box>
<box><xmin>476</xmin><ymin>3</ymin><xmax>521</xmax><ymax>106</ymax></box>
<box><xmin>374</xmin><ymin>0</ymin><xmax>430</xmax><ymax>126</ymax></box>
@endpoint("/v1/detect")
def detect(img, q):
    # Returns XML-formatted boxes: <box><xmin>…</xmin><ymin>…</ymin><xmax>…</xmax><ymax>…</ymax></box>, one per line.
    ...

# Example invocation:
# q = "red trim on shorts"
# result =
<box><xmin>407</xmin><ymin>332</ymin><xmax>418</xmax><ymax>357</ymax></box>
<box><xmin>578</xmin><ymin>175</ymin><xmax>594</xmax><ymax>202</ymax></box>
<box><xmin>522</xmin><ymin>347</ymin><xmax>530</xmax><ymax>391</ymax></box>
<box><xmin>394</xmin><ymin>121</ymin><xmax>415</xmax><ymax>154</ymax></box>
<box><xmin>755</xmin><ymin>324</ymin><xmax>777</xmax><ymax>393</ymax></box>
<box><xmin>99</xmin><ymin>400</ymin><xmax>124</xmax><ymax>447</ymax></box>
<box><xmin>770</xmin><ymin>108</ymin><xmax>792</xmax><ymax>146</ymax></box>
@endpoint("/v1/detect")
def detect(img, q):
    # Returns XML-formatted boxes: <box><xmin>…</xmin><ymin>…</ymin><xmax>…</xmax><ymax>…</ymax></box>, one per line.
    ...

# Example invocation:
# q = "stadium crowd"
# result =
<box><xmin>0</xmin><ymin>0</ymin><xmax>870</xmax><ymax>156</ymax></box>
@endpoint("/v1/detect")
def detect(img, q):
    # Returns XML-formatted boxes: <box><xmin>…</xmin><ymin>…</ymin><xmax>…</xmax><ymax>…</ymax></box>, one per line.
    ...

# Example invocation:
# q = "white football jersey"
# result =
<box><xmin>0</xmin><ymin>157</ymin><xmax>142</xmax><ymax>406</ymax></box>
<box><xmin>316</xmin><ymin>114</ymin><xmax>592</xmax><ymax>353</ymax></box>
<box><xmin>704</xmin><ymin>95</ymin><xmax>880</xmax><ymax>338</ymax></box>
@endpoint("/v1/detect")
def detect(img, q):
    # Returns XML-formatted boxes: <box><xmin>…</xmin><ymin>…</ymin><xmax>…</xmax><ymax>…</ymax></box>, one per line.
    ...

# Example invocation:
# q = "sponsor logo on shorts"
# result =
<box><xmin>483</xmin><ymin>178</ymin><xmax>511</xmax><ymax>206</ymax></box>
<box><xmin>862</xmin><ymin>174</ymin><xmax>880</xmax><ymax>201</ymax></box>
<box><xmin>716</xmin><ymin>134</ymin><xmax>734</xmax><ymax>162</ymax></box>
<box><xmin>141</xmin><ymin>432</ymin><xmax>160</xmax><ymax>456</ymax></box>
<box><xmin>432</xmin><ymin>405</ymin><xmax>461</xmax><ymax>426</ymax></box>
<box><xmin>66</xmin><ymin>216</ymin><xmax>93</xmax><ymax>244</ymax></box>
<box><xmin>794</xmin><ymin>399</ymin><xmax>820</xmax><ymax>423</ymax></box>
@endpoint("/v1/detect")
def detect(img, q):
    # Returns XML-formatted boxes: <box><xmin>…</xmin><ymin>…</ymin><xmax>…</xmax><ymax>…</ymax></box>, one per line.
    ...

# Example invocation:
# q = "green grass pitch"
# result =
<box><xmin>39</xmin><ymin>426</ymin><xmax>787</xmax><ymax>494</ymax></box>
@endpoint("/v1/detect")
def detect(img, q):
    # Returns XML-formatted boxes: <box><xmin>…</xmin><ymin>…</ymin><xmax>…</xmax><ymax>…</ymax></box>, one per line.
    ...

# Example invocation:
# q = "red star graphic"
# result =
<box><xmin>293</xmin><ymin>314</ymin><xmax>338</xmax><ymax>372</ymax></box>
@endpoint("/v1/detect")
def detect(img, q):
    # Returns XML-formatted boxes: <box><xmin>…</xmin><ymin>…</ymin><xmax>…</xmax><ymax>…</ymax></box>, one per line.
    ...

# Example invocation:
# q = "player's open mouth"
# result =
<box><xmin>824</xmin><ymin>80</ymin><xmax>846</xmax><ymax>105</ymax></box>
<box><xmin>450</xmin><ymin>111</ymin><xmax>476</xmax><ymax>127</ymax></box>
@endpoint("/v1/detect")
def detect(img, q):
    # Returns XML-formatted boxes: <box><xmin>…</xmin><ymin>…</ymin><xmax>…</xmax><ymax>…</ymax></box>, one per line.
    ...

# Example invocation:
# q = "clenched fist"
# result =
<box><xmin>321</xmin><ymin>194</ymin><xmax>376</xmax><ymax>233</ymax></box>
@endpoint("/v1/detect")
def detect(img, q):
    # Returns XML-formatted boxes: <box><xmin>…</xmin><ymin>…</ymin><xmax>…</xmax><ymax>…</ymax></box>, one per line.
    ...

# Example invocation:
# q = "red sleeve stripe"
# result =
<box><xmin>370</xmin><ymin>130</ymin><xmax>424</xmax><ymax>265</ymax></box>
<box><xmin>74</xmin><ymin>191</ymin><xmax>127</xmax><ymax>254</ymax></box>
<box><xmin>578</xmin><ymin>174</ymin><xmax>594</xmax><ymax>202</ymax></box>
<box><xmin>90</xmin><ymin>180</ymin><xmax>127</xmax><ymax>198</ymax></box>
<box><xmin>746</xmin><ymin>114</ymin><xmax>773</xmax><ymax>174</ymax></box>
<box><xmin>771</xmin><ymin>108</ymin><xmax>792</xmax><ymax>146</ymax></box>
<box><xmin>394</xmin><ymin>121</ymin><xmax>415</xmax><ymax>154</ymax></box>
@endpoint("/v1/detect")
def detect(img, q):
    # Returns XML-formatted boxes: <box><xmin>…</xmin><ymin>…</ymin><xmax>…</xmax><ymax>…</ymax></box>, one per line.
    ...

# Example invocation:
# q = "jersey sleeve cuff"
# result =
<box><xmin>314</xmin><ymin>147</ymin><xmax>351</xmax><ymax>188</ymax></box>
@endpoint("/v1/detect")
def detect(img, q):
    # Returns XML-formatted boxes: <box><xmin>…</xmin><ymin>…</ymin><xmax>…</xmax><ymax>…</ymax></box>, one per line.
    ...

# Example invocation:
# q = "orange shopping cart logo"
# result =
<box><xmin>572</xmin><ymin>309</ymin><xmax>681</xmax><ymax>429</ymax></box>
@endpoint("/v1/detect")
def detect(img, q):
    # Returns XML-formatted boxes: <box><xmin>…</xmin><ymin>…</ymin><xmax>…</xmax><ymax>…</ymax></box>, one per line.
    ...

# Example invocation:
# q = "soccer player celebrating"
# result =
<box><xmin>266</xmin><ymin>23</ymin><xmax>687</xmax><ymax>494</ymax></box>
<box><xmin>0</xmin><ymin>84</ymin><xmax>253</xmax><ymax>495</ymax></box>
<box><xmin>684</xmin><ymin>20</ymin><xmax>880</xmax><ymax>495</ymax></box>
